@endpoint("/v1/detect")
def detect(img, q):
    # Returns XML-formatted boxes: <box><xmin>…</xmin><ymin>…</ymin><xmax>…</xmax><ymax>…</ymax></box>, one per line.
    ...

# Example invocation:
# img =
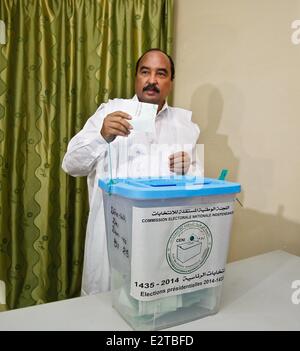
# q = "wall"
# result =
<box><xmin>173</xmin><ymin>0</ymin><xmax>300</xmax><ymax>261</ymax></box>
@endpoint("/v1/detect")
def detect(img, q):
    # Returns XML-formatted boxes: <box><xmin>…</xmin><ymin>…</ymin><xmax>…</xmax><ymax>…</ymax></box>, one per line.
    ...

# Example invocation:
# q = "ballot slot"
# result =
<box><xmin>122</xmin><ymin>177</ymin><xmax>212</xmax><ymax>188</ymax></box>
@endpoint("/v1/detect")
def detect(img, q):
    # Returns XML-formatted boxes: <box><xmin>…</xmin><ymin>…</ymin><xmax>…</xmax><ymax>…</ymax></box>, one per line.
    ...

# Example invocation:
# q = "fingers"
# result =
<box><xmin>109</xmin><ymin>111</ymin><xmax>132</xmax><ymax>120</ymax></box>
<box><xmin>101</xmin><ymin>111</ymin><xmax>133</xmax><ymax>142</ymax></box>
<box><xmin>108</xmin><ymin>119</ymin><xmax>132</xmax><ymax>133</ymax></box>
<box><xmin>108</xmin><ymin>111</ymin><xmax>132</xmax><ymax>122</ymax></box>
<box><xmin>169</xmin><ymin>152</ymin><xmax>191</xmax><ymax>175</ymax></box>
<box><xmin>170</xmin><ymin>166</ymin><xmax>188</xmax><ymax>175</ymax></box>
<box><xmin>169</xmin><ymin>151</ymin><xmax>191</xmax><ymax>165</ymax></box>
<box><xmin>169</xmin><ymin>151</ymin><xmax>189</xmax><ymax>162</ymax></box>
<box><xmin>107</xmin><ymin>122</ymin><xmax>131</xmax><ymax>137</ymax></box>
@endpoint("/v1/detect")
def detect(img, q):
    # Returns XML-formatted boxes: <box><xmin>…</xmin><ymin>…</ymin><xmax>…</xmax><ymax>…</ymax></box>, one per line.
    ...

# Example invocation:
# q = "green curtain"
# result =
<box><xmin>0</xmin><ymin>0</ymin><xmax>173</xmax><ymax>310</ymax></box>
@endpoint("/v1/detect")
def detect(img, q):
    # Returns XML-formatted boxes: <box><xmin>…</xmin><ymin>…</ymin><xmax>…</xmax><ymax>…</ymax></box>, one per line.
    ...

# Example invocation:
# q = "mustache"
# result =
<box><xmin>143</xmin><ymin>84</ymin><xmax>160</xmax><ymax>93</ymax></box>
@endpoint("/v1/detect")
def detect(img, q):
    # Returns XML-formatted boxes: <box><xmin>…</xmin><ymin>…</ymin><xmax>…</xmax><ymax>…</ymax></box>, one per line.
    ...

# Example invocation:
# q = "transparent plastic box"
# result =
<box><xmin>99</xmin><ymin>176</ymin><xmax>241</xmax><ymax>331</ymax></box>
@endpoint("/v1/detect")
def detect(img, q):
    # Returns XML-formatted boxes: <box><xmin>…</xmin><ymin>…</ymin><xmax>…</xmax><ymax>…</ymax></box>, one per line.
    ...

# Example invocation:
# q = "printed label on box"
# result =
<box><xmin>130</xmin><ymin>202</ymin><xmax>234</xmax><ymax>301</ymax></box>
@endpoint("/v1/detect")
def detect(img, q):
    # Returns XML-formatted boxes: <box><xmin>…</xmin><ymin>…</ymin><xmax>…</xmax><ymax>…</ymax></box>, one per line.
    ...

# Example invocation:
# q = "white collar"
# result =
<box><xmin>132</xmin><ymin>95</ymin><xmax>169</xmax><ymax>114</ymax></box>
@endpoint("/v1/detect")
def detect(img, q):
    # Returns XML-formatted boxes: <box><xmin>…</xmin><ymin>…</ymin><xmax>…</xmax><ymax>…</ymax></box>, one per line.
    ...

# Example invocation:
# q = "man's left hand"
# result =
<box><xmin>168</xmin><ymin>151</ymin><xmax>191</xmax><ymax>175</ymax></box>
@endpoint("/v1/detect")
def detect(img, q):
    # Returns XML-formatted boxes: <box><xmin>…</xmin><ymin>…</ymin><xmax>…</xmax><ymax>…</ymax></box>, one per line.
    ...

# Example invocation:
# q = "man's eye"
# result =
<box><xmin>141</xmin><ymin>70</ymin><xmax>148</xmax><ymax>75</ymax></box>
<box><xmin>158</xmin><ymin>71</ymin><xmax>166</xmax><ymax>77</ymax></box>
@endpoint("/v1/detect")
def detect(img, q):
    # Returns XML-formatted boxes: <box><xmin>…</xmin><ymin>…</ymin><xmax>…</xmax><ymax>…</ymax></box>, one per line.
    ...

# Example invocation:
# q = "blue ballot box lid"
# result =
<box><xmin>98</xmin><ymin>176</ymin><xmax>241</xmax><ymax>200</ymax></box>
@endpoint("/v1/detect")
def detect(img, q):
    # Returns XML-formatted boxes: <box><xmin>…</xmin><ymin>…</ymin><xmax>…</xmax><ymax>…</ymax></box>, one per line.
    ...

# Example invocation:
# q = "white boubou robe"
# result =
<box><xmin>62</xmin><ymin>96</ymin><xmax>200</xmax><ymax>295</ymax></box>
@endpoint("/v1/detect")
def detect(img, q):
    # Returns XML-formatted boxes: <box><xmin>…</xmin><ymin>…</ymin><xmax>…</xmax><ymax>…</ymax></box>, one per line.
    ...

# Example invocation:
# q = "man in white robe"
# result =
<box><xmin>62</xmin><ymin>49</ymin><xmax>200</xmax><ymax>295</ymax></box>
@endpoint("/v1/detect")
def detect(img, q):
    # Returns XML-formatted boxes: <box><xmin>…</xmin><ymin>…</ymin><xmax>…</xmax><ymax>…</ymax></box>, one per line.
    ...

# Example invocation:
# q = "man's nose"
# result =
<box><xmin>148</xmin><ymin>72</ymin><xmax>158</xmax><ymax>84</ymax></box>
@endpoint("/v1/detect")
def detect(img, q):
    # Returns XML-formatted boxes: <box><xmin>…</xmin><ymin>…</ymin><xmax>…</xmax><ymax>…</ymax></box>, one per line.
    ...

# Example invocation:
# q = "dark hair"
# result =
<box><xmin>135</xmin><ymin>48</ymin><xmax>175</xmax><ymax>80</ymax></box>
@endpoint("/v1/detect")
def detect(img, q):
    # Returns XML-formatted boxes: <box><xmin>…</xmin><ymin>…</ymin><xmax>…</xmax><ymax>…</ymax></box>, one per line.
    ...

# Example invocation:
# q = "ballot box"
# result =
<box><xmin>99</xmin><ymin>176</ymin><xmax>241</xmax><ymax>331</ymax></box>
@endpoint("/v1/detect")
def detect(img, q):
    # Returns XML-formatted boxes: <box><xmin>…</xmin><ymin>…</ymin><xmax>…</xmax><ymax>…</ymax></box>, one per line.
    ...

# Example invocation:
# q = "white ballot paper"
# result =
<box><xmin>110</xmin><ymin>99</ymin><xmax>158</xmax><ymax>134</ymax></box>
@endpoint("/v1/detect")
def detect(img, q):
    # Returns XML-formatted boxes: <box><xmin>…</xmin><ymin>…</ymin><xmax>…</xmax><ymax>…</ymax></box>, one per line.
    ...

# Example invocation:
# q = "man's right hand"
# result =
<box><xmin>100</xmin><ymin>111</ymin><xmax>133</xmax><ymax>143</ymax></box>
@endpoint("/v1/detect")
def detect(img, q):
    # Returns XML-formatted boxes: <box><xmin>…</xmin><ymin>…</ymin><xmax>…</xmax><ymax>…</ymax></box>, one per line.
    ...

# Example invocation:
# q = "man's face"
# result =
<box><xmin>135</xmin><ymin>51</ymin><xmax>173</xmax><ymax>111</ymax></box>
